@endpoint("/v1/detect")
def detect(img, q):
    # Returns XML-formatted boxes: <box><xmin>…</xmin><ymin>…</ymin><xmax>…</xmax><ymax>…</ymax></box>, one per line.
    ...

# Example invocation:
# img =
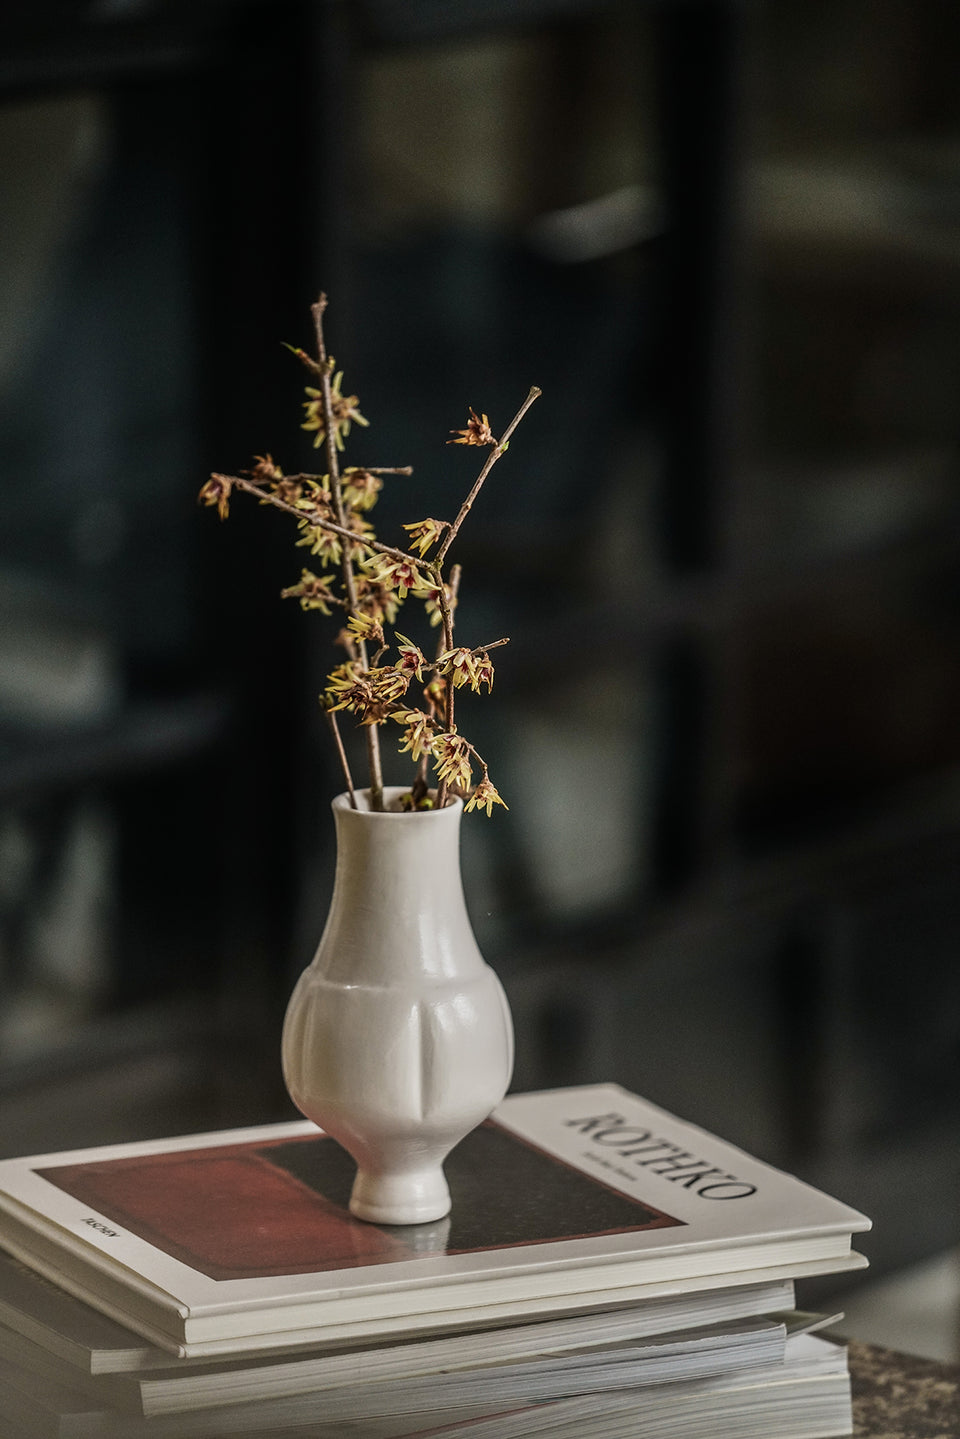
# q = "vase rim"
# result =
<box><xmin>332</xmin><ymin>786</ymin><xmax>463</xmax><ymax>817</ymax></box>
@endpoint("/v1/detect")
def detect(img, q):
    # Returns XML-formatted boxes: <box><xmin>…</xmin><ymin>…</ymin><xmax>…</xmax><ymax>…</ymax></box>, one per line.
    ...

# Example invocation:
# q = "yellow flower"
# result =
<box><xmin>431</xmin><ymin>732</ymin><xmax>473</xmax><ymax>790</ymax></box>
<box><xmin>448</xmin><ymin>407</ymin><xmax>495</xmax><ymax>447</ymax></box>
<box><xmin>437</xmin><ymin>647</ymin><xmax>481</xmax><ymax>691</ymax></box>
<box><xmin>335</xmin><ymin>665</ymin><xmax>411</xmax><ymax>724</ymax></box>
<box><xmin>198</xmin><ymin>473</ymin><xmax>233</xmax><ymax>520</ymax></box>
<box><xmin>280</xmin><ymin>568</ymin><xmax>338</xmax><ymax>615</ymax></box>
<box><xmin>347</xmin><ymin>611</ymin><xmax>384</xmax><ymax>647</ymax></box>
<box><xmin>355</xmin><ymin>574</ymin><xmax>402</xmax><ymax>626</ymax></box>
<box><xmin>471</xmin><ymin>651</ymin><xmax>496</xmax><ymax>693</ymax></box>
<box><xmin>248</xmin><ymin>454</ymin><xmax>283</xmax><ymax>485</ymax></box>
<box><xmin>465</xmin><ymin>777</ymin><xmax>508</xmax><ymax>817</ymax></box>
<box><xmin>362</xmin><ymin>553</ymin><xmax>422</xmax><ymax>600</ymax></box>
<box><xmin>325</xmin><ymin>663</ymin><xmax>406</xmax><ymax>724</ymax></box>
<box><xmin>392</xmin><ymin>708</ymin><xmax>435</xmax><ymax>762</ymax></box>
<box><xmin>301</xmin><ymin>370</ymin><xmax>369</xmax><ymax>451</ymax></box>
<box><xmin>415</xmin><ymin>577</ymin><xmax>458</xmax><ymax>628</ymax></box>
<box><xmin>296</xmin><ymin>523</ymin><xmax>341</xmax><ymax>566</ymax></box>
<box><xmin>343</xmin><ymin>511</ymin><xmax>375</xmax><ymax>560</ymax></box>
<box><xmin>394</xmin><ymin>634</ymin><xmax>427</xmax><ymax>681</ymax></box>
<box><xmin>342</xmin><ymin>468</ymin><xmax>383</xmax><ymax>511</ymax></box>
<box><xmin>325</xmin><ymin>662</ymin><xmax>365</xmax><ymax>710</ymax></box>
<box><xmin>402</xmin><ymin>517</ymin><xmax>447</xmax><ymax>557</ymax></box>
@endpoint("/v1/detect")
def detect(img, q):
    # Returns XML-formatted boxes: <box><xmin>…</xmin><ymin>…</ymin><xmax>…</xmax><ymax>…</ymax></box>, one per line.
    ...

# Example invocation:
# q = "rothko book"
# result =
<box><xmin>0</xmin><ymin>1084</ymin><xmax>870</xmax><ymax>1356</ymax></box>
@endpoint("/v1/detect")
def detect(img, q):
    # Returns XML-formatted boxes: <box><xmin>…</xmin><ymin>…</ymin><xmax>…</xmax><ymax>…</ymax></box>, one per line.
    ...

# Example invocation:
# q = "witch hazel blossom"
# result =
<box><xmin>342</xmin><ymin>467</ymin><xmax>383</xmax><ymax>511</ymax></box>
<box><xmin>420</xmin><ymin>580</ymin><xmax>457</xmax><ymax>629</ymax></box>
<box><xmin>362</xmin><ymin>553</ymin><xmax>422</xmax><ymax>600</ymax></box>
<box><xmin>437</xmin><ymin>647</ymin><xmax>496</xmax><ymax>693</ymax></box>
<box><xmin>281</xmin><ymin>568</ymin><xmax>338</xmax><ymax>614</ymax></box>
<box><xmin>394</xmin><ymin>636</ymin><xmax>428</xmax><ymax>682</ymax></box>
<box><xmin>402</xmin><ymin>517</ymin><xmax>448</xmax><ymax>557</ymax></box>
<box><xmin>199</xmin><ymin>291</ymin><xmax>540</xmax><ymax>814</ymax></box>
<box><xmin>465</xmin><ymin>776</ymin><xmax>508</xmax><ymax>817</ymax></box>
<box><xmin>432</xmin><ymin>733</ymin><xmax>474</xmax><ymax>791</ymax></box>
<box><xmin>301</xmin><ymin>371</ymin><xmax>369</xmax><ymax>450</ymax></box>
<box><xmin>392</xmin><ymin>708</ymin><xmax>435</xmax><ymax>762</ymax></box>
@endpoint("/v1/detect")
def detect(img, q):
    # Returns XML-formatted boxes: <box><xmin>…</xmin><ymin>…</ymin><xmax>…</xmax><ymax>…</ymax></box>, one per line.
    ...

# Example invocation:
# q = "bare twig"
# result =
<box><xmin>430</xmin><ymin>567</ymin><xmax>456</xmax><ymax>661</ymax></box>
<box><xmin>447</xmin><ymin>563</ymin><xmax>462</xmax><ymax>609</ymax></box>
<box><xmin>429</xmin><ymin>565</ymin><xmax>457</xmax><ymax>810</ymax></box>
<box><xmin>284</xmin><ymin>344</ymin><xmax>327</xmax><ymax>381</ymax></box>
<box><xmin>324</xmin><ymin>706</ymin><xmax>357</xmax><ymax>807</ymax></box>
<box><xmin>468</xmin><ymin>636</ymin><xmax>509</xmax><ymax>655</ymax></box>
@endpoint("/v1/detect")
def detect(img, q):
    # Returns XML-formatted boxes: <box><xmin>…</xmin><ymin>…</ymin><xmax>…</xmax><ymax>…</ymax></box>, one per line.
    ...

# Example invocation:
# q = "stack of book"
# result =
<box><xmin>0</xmin><ymin>1083</ymin><xmax>870</xmax><ymax>1438</ymax></box>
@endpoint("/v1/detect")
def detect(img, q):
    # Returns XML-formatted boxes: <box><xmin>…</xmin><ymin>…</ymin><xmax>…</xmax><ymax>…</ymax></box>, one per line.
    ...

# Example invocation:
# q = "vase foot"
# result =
<box><xmin>350</xmin><ymin>1165</ymin><xmax>451</xmax><ymax>1226</ymax></box>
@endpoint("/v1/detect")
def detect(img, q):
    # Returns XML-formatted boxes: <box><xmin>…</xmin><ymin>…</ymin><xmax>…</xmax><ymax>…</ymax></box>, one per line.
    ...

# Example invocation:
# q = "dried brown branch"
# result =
<box><xmin>468</xmin><ymin>636</ymin><xmax>509</xmax><ymax>655</ymax></box>
<box><xmin>324</xmin><ymin>705</ymin><xmax>357</xmax><ymax>808</ymax></box>
<box><xmin>284</xmin><ymin>343</ymin><xmax>327</xmax><ymax>381</ymax></box>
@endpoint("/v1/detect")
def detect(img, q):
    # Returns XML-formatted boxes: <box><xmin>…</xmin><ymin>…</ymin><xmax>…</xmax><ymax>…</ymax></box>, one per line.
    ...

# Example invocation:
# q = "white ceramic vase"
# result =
<box><xmin>281</xmin><ymin>787</ymin><xmax>514</xmax><ymax>1225</ymax></box>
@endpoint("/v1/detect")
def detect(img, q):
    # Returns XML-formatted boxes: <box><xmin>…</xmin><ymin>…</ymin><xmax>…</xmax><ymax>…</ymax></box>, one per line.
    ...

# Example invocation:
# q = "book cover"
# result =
<box><xmin>0</xmin><ymin>1084</ymin><xmax>870</xmax><ymax>1355</ymax></box>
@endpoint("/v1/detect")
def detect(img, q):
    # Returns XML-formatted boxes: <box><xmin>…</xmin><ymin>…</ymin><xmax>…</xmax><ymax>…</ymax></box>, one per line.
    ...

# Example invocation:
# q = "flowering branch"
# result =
<box><xmin>212</xmin><ymin>473</ymin><xmax>429</xmax><ymax>572</ymax></box>
<box><xmin>311</xmin><ymin>295</ymin><xmax>384</xmax><ymax>811</ymax></box>
<box><xmin>199</xmin><ymin>294</ymin><xmax>538</xmax><ymax>817</ymax></box>
<box><xmin>435</xmin><ymin>386</ymin><xmax>542</xmax><ymax>568</ymax></box>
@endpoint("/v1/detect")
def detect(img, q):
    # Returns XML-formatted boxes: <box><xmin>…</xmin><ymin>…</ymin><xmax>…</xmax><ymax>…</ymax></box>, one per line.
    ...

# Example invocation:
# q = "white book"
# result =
<box><xmin>0</xmin><ymin>1312</ymin><xmax>829</xmax><ymax>1420</ymax></box>
<box><xmin>0</xmin><ymin>1084</ymin><xmax>870</xmax><ymax>1356</ymax></box>
<box><xmin>383</xmin><ymin>1335</ymin><xmax>852</xmax><ymax>1439</ymax></box>
<box><xmin>0</xmin><ymin>1333</ymin><xmax>852</xmax><ymax>1439</ymax></box>
<box><xmin>0</xmin><ymin>1317</ymin><xmax>792</xmax><ymax>1430</ymax></box>
<box><xmin>0</xmin><ymin>1246</ymin><xmax>796</xmax><ymax>1390</ymax></box>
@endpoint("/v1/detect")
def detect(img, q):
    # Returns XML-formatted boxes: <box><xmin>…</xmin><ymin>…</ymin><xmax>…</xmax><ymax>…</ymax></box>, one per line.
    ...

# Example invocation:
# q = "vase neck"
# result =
<box><xmin>333</xmin><ymin>798</ymin><xmax>465</xmax><ymax>902</ymax></box>
<box><xmin>319</xmin><ymin>792</ymin><xmax>482</xmax><ymax>983</ymax></box>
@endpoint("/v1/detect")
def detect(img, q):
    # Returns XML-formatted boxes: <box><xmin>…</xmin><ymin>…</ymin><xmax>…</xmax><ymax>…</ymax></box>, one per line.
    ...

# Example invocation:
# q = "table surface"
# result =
<box><xmin>850</xmin><ymin>1341</ymin><xmax>959</xmax><ymax>1437</ymax></box>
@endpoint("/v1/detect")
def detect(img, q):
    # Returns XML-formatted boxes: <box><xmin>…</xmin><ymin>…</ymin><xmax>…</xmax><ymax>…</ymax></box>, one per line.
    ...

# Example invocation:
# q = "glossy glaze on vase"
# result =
<box><xmin>281</xmin><ymin>787</ymin><xmax>514</xmax><ymax>1225</ymax></box>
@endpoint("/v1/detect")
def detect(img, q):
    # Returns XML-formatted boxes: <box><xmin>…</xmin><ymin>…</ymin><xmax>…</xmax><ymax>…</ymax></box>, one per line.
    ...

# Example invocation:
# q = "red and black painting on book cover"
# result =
<box><xmin>36</xmin><ymin>1123</ymin><xmax>682</xmax><ymax>1282</ymax></box>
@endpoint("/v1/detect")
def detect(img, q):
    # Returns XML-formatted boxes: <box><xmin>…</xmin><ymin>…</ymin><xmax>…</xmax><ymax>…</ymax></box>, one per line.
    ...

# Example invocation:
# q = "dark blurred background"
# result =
<box><xmin>0</xmin><ymin>0</ymin><xmax>958</xmax><ymax>1350</ymax></box>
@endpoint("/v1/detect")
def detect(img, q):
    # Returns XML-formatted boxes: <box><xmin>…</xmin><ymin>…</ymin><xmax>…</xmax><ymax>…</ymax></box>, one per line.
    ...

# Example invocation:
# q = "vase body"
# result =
<box><xmin>281</xmin><ymin>787</ymin><xmax>514</xmax><ymax>1225</ymax></box>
